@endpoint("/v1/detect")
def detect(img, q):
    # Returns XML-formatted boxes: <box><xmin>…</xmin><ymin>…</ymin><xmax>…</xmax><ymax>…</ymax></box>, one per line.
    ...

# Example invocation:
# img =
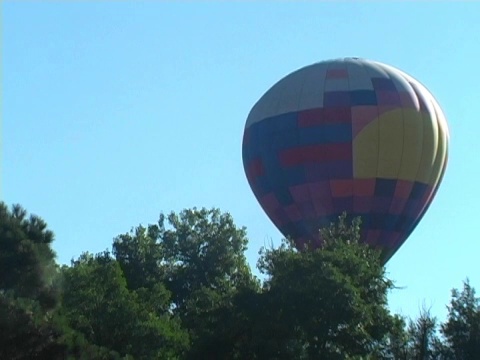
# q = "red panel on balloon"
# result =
<box><xmin>246</xmin><ymin>158</ymin><xmax>264</xmax><ymax>179</ymax></box>
<box><xmin>330</xmin><ymin>179</ymin><xmax>353</xmax><ymax>197</ymax></box>
<box><xmin>323</xmin><ymin>107</ymin><xmax>352</xmax><ymax>123</ymax></box>
<box><xmin>353</xmin><ymin>179</ymin><xmax>376</xmax><ymax>196</ymax></box>
<box><xmin>279</xmin><ymin>143</ymin><xmax>352</xmax><ymax>166</ymax></box>
<box><xmin>394</xmin><ymin>180</ymin><xmax>414</xmax><ymax>199</ymax></box>
<box><xmin>326</xmin><ymin>68</ymin><xmax>348</xmax><ymax>78</ymax></box>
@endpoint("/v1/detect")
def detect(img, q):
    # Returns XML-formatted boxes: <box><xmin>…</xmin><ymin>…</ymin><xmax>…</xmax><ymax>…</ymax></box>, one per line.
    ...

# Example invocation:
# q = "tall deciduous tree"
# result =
<box><xmin>61</xmin><ymin>251</ymin><xmax>189</xmax><ymax>359</ymax></box>
<box><xmin>160</xmin><ymin>208</ymin><xmax>258</xmax><ymax>308</ymax></box>
<box><xmin>189</xmin><ymin>214</ymin><xmax>397</xmax><ymax>359</ymax></box>
<box><xmin>257</xmin><ymin>214</ymin><xmax>395</xmax><ymax>359</ymax></box>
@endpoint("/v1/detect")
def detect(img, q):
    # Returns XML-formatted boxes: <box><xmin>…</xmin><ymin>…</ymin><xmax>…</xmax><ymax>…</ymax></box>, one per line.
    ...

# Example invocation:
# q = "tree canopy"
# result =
<box><xmin>0</xmin><ymin>202</ymin><xmax>478</xmax><ymax>359</ymax></box>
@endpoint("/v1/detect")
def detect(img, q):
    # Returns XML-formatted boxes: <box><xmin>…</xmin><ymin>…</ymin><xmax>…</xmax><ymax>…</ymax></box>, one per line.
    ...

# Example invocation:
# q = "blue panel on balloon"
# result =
<box><xmin>253</xmin><ymin>176</ymin><xmax>271</xmax><ymax>196</ymax></box>
<box><xmin>350</xmin><ymin>90</ymin><xmax>378</xmax><ymax>106</ymax></box>
<box><xmin>375</xmin><ymin>178</ymin><xmax>397</xmax><ymax>197</ymax></box>
<box><xmin>328</xmin><ymin>160</ymin><xmax>353</xmax><ymax>179</ymax></box>
<box><xmin>410</xmin><ymin>182</ymin><xmax>428</xmax><ymax>199</ymax></box>
<box><xmin>393</xmin><ymin>215</ymin><xmax>409</xmax><ymax>232</ymax></box>
<box><xmin>270</xmin><ymin>130</ymin><xmax>298</xmax><ymax>150</ymax></box>
<box><xmin>283</xmin><ymin>166</ymin><xmax>307</xmax><ymax>187</ymax></box>
<box><xmin>324</xmin><ymin>91</ymin><xmax>351</xmax><ymax>107</ymax></box>
<box><xmin>383</xmin><ymin>214</ymin><xmax>399</xmax><ymax>231</ymax></box>
<box><xmin>305</xmin><ymin>162</ymin><xmax>331</xmax><ymax>181</ymax></box>
<box><xmin>256</xmin><ymin>120</ymin><xmax>271</xmax><ymax>138</ymax></box>
<box><xmin>273</xmin><ymin>188</ymin><xmax>294</xmax><ymax>206</ymax></box>
<box><xmin>264</xmin><ymin>112</ymin><xmax>298</xmax><ymax>131</ymax></box>
<box><xmin>298</xmin><ymin>123</ymin><xmax>352</xmax><ymax>145</ymax></box>
<box><xmin>369</xmin><ymin>213</ymin><xmax>388</xmax><ymax>230</ymax></box>
<box><xmin>372</xmin><ymin>78</ymin><xmax>397</xmax><ymax>91</ymax></box>
<box><xmin>333</xmin><ymin>197</ymin><xmax>353</xmax><ymax>213</ymax></box>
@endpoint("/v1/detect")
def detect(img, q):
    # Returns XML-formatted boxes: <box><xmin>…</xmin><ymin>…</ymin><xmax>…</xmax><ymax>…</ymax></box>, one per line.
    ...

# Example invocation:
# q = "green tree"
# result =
<box><xmin>257</xmin><ymin>214</ymin><xmax>395</xmax><ymax>359</ymax></box>
<box><xmin>112</xmin><ymin>224</ymin><xmax>166</xmax><ymax>292</ymax></box>
<box><xmin>0</xmin><ymin>202</ymin><xmax>73</xmax><ymax>359</ymax></box>
<box><xmin>0</xmin><ymin>203</ymin><xmax>59</xmax><ymax>307</ymax></box>
<box><xmin>441</xmin><ymin>279</ymin><xmax>480</xmax><ymax>359</ymax></box>
<box><xmin>406</xmin><ymin>308</ymin><xmax>442</xmax><ymax>360</ymax></box>
<box><xmin>189</xmin><ymin>214</ymin><xmax>397</xmax><ymax>359</ymax></box>
<box><xmin>61</xmin><ymin>251</ymin><xmax>189</xmax><ymax>359</ymax></box>
<box><xmin>160</xmin><ymin>208</ymin><xmax>258</xmax><ymax>308</ymax></box>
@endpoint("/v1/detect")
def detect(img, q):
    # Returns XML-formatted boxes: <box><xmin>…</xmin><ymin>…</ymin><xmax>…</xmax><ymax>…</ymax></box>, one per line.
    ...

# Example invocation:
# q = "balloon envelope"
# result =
<box><xmin>242</xmin><ymin>58</ymin><xmax>449</xmax><ymax>262</ymax></box>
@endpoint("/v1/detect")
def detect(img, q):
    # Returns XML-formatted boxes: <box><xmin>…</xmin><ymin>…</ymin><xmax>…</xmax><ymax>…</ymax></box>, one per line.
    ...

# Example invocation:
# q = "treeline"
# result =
<box><xmin>0</xmin><ymin>202</ymin><xmax>479</xmax><ymax>359</ymax></box>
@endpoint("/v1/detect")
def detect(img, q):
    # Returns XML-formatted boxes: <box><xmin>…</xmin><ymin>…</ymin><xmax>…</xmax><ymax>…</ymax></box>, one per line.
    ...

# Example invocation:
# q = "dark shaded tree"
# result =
<box><xmin>0</xmin><ymin>203</ymin><xmax>59</xmax><ymax>307</ymax></box>
<box><xmin>441</xmin><ymin>279</ymin><xmax>480</xmax><ymax>359</ymax></box>
<box><xmin>406</xmin><ymin>308</ymin><xmax>442</xmax><ymax>360</ymax></box>
<box><xmin>0</xmin><ymin>202</ymin><xmax>73</xmax><ymax>359</ymax></box>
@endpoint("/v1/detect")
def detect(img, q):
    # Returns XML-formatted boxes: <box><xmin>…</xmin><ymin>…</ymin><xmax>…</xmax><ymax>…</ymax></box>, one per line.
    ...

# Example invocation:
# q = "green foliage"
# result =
<box><xmin>61</xmin><ymin>251</ymin><xmax>189</xmax><ymax>359</ymax></box>
<box><xmin>0</xmin><ymin>202</ymin><xmax>68</xmax><ymax>359</ymax></box>
<box><xmin>112</xmin><ymin>224</ymin><xmax>166</xmax><ymax>292</ymax></box>
<box><xmin>441</xmin><ymin>279</ymin><xmax>480</xmax><ymax>359</ymax></box>
<box><xmin>0</xmin><ymin>203</ymin><xmax>59</xmax><ymax>308</ymax></box>
<box><xmin>256</xmin><ymin>213</ymin><xmax>394</xmax><ymax>359</ymax></box>
<box><xmin>187</xmin><ymin>214</ymin><xmax>396</xmax><ymax>359</ymax></box>
<box><xmin>406</xmin><ymin>308</ymin><xmax>443</xmax><ymax>360</ymax></box>
<box><xmin>2</xmin><ymin>202</ymin><xmax>479</xmax><ymax>360</ymax></box>
<box><xmin>160</xmin><ymin>208</ymin><xmax>258</xmax><ymax>308</ymax></box>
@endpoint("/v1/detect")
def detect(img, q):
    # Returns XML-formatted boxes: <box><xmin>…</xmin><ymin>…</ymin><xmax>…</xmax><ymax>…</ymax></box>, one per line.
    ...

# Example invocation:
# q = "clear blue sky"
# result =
<box><xmin>3</xmin><ymin>2</ymin><xmax>479</xmax><ymax>323</ymax></box>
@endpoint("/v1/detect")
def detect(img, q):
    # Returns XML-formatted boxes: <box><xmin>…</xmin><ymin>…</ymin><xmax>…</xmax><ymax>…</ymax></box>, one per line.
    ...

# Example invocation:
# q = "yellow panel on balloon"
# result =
<box><xmin>416</xmin><ymin>111</ymin><xmax>437</xmax><ymax>184</ymax></box>
<box><xmin>352</xmin><ymin>115</ymin><xmax>379</xmax><ymax>178</ymax></box>
<box><xmin>378</xmin><ymin>109</ymin><xmax>404</xmax><ymax>179</ymax></box>
<box><xmin>353</xmin><ymin>108</ymin><xmax>443</xmax><ymax>185</ymax></box>
<box><xmin>398</xmin><ymin>109</ymin><xmax>424</xmax><ymax>182</ymax></box>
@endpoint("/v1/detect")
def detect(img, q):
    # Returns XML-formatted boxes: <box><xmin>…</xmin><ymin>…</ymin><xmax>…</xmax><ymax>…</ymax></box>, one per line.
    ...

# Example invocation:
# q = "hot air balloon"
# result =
<box><xmin>242</xmin><ymin>58</ymin><xmax>448</xmax><ymax>262</ymax></box>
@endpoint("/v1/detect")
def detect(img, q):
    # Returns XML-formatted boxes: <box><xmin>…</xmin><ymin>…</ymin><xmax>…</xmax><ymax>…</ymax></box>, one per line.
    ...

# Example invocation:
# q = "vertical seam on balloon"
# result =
<box><xmin>344</xmin><ymin>60</ymin><xmax>353</xmax><ymax>220</ymax></box>
<box><xmin>365</xmin><ymin>63</ymin><xmax>382</xmax><ymax>187</ymax></box>
<box><xmin>371</xmin><ymin>63</ymin><xmax>384</xmax><ymax>249</ymax></box>
<box><xmin>306</xmin><ymin>61</ymin><xmax>331</xmax><ymax>245</ymax></box>
<box><xmin>325</xmin><ymin>61</ymin><xmax>335</xmax><ymax>231</ymax></box>
<box><xmin>384</xmin><ymin>65</ymin><xmax>405</xmax><ymax>249</ymax></box>
<box><xmin>360</xmin><ymin>60</ymin><xmax>379</xmax><ymax>246</ymax></box>
<box><xmin>272</xmin><ymin>75</ymin><xmax>292</xmax><ymax>237</ymax></box>
<box><xmin>408</xmin><ymin>80</ymin><xmax>424</xmax><ymax>193</ymax></box>
<box><xmin>295</xmin><ymin>66</ymin><xmax>311</xmax><ymax>246</ymax></box>
<box><xmin>258</xmin><ymin>74</ymin><xmax>291</xmax><ymax>238</ymax></box>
